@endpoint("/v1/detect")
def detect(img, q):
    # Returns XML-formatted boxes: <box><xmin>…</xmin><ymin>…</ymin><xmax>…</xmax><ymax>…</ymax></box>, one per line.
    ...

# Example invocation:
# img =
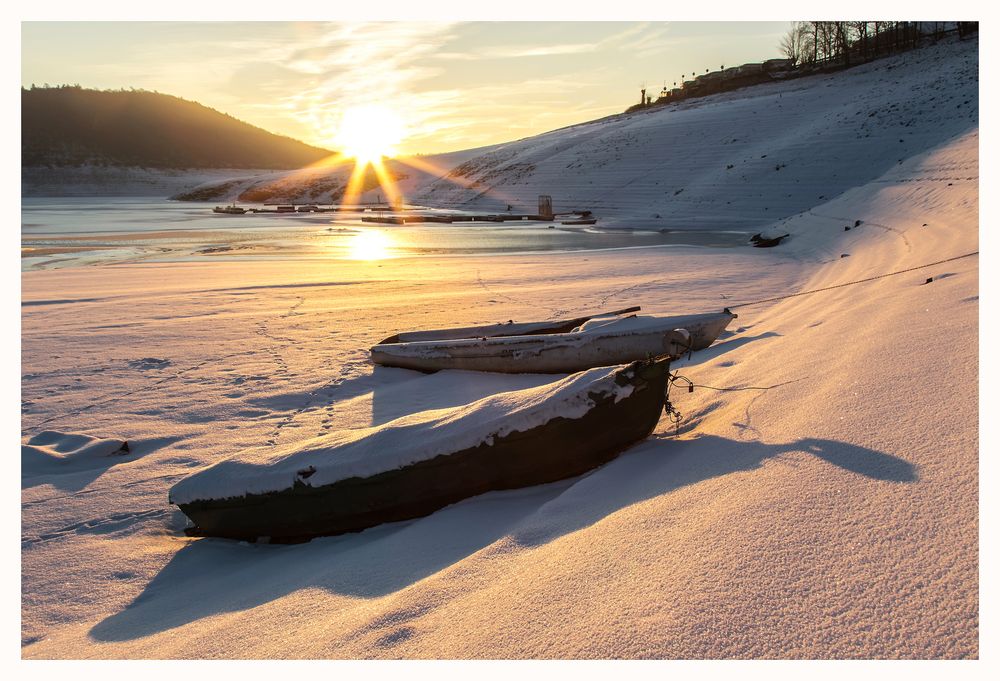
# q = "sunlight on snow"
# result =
<box><xmin>346</xmin><ymin>229</ymin><xmax>394</xmax><ymax>260</ymax></box>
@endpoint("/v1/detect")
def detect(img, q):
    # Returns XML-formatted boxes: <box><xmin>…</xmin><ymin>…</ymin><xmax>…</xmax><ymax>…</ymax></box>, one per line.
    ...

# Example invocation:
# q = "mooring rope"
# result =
<box><xmin>662</xmin><ymin>370</ymin><xmax>805</xmax><ymax>435</ymax></box>
<box><xmin>726</xmin><ymin>250</ymin><xmax>979</xmax><ymax>310</ymax></box>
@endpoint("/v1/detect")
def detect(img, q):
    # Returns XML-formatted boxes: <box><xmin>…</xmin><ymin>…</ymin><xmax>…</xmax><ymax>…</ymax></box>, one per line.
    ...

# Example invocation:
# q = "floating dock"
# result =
<box><xmin>360</xmin><ymin>214</ymin><xmax>560</xmax><ymax>225</ymax></box>
<box><xmin>229</xmin><ymin>204</ymin><xmax>596</xmax><ymax>225</ymax></box>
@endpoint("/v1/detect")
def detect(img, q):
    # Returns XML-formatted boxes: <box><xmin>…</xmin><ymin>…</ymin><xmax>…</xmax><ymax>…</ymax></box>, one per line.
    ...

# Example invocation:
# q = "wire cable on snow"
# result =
<box><xmin>671</xmin><ymin>374</ymin><xmax>806</xmax><ymax>393</ymax></box>
<box><xmin>725</xmin><ymin>250</ymin><xmax>979</xmax><ymax>310</ymax></box>
<box><xmin>662</xmin><ymin>372</ymin><xmax>805</xmax><ymax>436</ymax></box>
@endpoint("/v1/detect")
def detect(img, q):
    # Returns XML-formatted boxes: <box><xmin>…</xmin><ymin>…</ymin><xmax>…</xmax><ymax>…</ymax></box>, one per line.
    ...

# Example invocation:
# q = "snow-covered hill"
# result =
<box><xmin>411</xmin><ymin>36</ymin><xmax>977</xmax><ymax>229</ymax></box>
<box><xmin>180</xmin><ymin>35</ymin><xmax>977</xmax><ymax>236</ymax></box>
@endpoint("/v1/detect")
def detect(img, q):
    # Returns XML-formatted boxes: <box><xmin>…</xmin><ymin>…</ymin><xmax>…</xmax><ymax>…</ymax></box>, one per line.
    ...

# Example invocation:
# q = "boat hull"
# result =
<box><xmin>176</xmin><ymin>358</ymin><xmax>671</xmax><ymax>542</ymax></box>
<box><xmin>371</xmin><ymin>312</ymin><xmax>734</xmax><ymax>374</ymax></box>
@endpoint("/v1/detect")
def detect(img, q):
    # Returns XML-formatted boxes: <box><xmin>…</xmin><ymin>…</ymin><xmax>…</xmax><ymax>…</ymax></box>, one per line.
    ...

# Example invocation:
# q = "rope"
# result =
<box><xmin>674</xmin><ymin>376</ymin><xmax>805</xmax><ymax>393</ymax></box>
<box><xmin>727</xmin><ymin>250</ymin><xmax>979</xmax><ymax>310</ymax></box>
<box><xmin>663</xmin><ymin>372</ymin><xmax>806</xmax><ymax>436</ymax></box>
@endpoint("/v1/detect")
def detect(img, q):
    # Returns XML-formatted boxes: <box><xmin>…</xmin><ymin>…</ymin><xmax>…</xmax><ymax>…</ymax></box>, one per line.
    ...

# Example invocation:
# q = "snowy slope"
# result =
<box><xmin>20</xmin><ymin>36</ymin><xmax>978</xmax><ymax>659</ymax></box>
<box><xmin>176</xmin><ymin>36</ymin><xmax>977</xmax><ymax>233</ymax></box>
<box><xmin>171</xmin><ymin>37</ymin><xmax>976</xmax><ymax>227</ymax></box>
<box><xmin>411</xmin><ymin>36</ymin><xmax>977</xmax><ymax>229</ymax></box>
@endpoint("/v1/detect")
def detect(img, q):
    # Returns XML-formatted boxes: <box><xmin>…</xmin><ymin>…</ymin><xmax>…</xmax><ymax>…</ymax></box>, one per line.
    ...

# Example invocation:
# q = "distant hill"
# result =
<box><xmin>21</xmin><ymin>86</ymin><xmax>334</xmax><ymax>169</ymax></box>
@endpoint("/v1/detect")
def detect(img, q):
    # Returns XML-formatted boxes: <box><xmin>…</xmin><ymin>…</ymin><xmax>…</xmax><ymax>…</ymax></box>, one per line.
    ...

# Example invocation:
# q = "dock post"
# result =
<box><xmin>538</xmin><ymin>195</ymin><xmax>553</xmax><ymax>220</ymax></box>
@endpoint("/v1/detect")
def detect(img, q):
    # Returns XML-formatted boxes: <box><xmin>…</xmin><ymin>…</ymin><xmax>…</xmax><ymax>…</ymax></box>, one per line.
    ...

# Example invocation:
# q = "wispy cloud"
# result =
<box><xmin>237</xmin><ymin>23</ymin><xmax>458</xmax><ymax>149</ymax></box>
<box><xmin>396</xmin><ymin>69</ymin><xmax>618</xmax><ymax>154</ymax></box>
<box><xmin>434</xmin><ymin>43</ymin><xmax>595</xmax><ymax>60</ymax></box>
<box><xmin>21</xmin><ymin>21</ymin><xmax>793</xmax><ymax>155</ymax></box>
<box><xmin>239</xmin><ymin>22</ymin><xmax>618</xmax><ymax>154</ymax></box>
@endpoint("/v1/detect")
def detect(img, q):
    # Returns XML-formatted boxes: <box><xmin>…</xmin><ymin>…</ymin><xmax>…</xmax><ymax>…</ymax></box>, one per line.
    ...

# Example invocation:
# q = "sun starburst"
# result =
<box><xmin>332</xmin><ymin>104</ymin><xmax>407</xmax><ymax>209</ymax></box>
<box><xmin>335</xmin><ymin>104</ymin><xmax>405</xmax><ymax>166</ymax></box>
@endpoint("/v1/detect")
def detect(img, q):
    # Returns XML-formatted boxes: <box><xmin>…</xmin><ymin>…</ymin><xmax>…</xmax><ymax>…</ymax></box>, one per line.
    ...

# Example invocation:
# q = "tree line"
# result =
<box><xmin>779</xmin><ymin>21</ymin><xmax>978</xmax><ymax>68</ymax></box>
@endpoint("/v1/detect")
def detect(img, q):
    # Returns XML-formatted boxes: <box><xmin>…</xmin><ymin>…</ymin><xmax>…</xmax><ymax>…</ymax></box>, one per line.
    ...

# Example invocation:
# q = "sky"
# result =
<box><xmin>22</xmin><ymin>21</ymin><xmax>791</xmax><ymax>156</ymax></box>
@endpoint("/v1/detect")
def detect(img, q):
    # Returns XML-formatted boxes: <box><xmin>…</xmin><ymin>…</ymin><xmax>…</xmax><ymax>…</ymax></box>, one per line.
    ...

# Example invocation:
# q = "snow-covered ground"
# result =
<box><xmin>20</xmin><ymin>36</ymin><xmax>978</xmax><ymax>658</ymax></box>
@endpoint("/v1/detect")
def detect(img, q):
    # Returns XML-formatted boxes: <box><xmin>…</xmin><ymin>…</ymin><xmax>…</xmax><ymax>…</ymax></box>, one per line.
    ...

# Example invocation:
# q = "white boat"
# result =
<box><xmin>370</xmin><ymin>311</ymin><xmax>735</xmax><ymax>374</ymax></box>
<box><xmin>376</xmin><ymin>306</ymin><xmax>641</xmax><ymax>345</ymax></box>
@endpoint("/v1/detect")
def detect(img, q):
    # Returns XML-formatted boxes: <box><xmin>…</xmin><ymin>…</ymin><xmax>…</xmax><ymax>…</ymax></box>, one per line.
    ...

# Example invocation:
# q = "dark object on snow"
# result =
<box><xmin>841</xmin><ymin>253</ymin><xmax>850</xmax><ymax>258</ymax></box>
<box><xmin>855</xmin><ymin>220</ymin><xmax>863</xmax><ymax>227</ymax></box>
<box><xmin>750</xmin><ymin>233</ymin><xmax>788</xmax><ymax>248</ymax></box>
<box><xmin>925</xmin><ymin>277</ymin><xmax>934</xmax><ymax>284</ymax></box>
<box><xmin>172</xmin><ymin>358</ymin><xmax>674</xmax><ymax>543</ymax></box>
<box><xmin>845</xmin><ymin>226</ymin><xmax>851</xmax><ymax>231</ymax></box>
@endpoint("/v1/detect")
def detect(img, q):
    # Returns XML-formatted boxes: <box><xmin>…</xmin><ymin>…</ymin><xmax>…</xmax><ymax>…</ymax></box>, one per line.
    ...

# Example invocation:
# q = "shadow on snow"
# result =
<box><xmin>90</xmin><ymin>432</ymin><xmax>915</xmax><ymax>643</ymax></box>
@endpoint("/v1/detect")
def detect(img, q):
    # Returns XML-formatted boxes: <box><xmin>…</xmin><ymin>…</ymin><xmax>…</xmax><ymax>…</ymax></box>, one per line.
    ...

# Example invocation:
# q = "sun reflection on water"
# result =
<box><xmin>347</xmin><ymin>229</ymin><xmax>394</xmax><ymax>260</ymax></box>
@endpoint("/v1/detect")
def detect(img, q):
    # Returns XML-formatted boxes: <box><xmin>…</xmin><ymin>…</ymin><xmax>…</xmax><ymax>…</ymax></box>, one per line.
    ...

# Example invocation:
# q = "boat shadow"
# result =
<box><xmin>89</xmin><ymin>433</ymin><xmax>915</xmax><ymax>643</ymax></box>
<box><xmin>505</xmin><ymin>434</ymin><xmax>917</xmax><ymax>548</ymax></box>
<box><xmin>88</xmin><ymin>477</ymin><xmax>574</xmax><ymax>643</ymax></box>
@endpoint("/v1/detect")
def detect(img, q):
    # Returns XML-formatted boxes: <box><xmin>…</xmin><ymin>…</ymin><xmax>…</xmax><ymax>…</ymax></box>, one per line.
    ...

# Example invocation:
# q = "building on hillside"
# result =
<box><xmin>762</xmin><ymin>58</ymin><xmax>795</xmax><ymax>72</ymax></box>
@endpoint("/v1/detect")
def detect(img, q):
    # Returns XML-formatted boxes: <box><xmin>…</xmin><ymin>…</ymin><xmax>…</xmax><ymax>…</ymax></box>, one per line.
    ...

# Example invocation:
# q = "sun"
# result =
<box><xmin>334</xmin><ymin>104</ymin><xmax>405</xmax><ymax>164</ymax></box>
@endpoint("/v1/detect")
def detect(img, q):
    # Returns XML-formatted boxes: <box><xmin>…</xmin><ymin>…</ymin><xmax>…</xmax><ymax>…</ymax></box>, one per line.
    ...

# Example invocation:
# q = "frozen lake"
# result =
<box><xmin>21</xmin><ymin>198</ymin><xmax>751</xmax><ymax>270</ymax></box>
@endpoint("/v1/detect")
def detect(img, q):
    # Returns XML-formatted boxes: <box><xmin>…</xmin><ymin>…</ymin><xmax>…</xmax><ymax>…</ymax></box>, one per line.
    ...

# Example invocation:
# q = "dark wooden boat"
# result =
<box><xmin>170</xmin><ymin>357</ymin><xmax>672</xmax><ymax>542</ymax></box>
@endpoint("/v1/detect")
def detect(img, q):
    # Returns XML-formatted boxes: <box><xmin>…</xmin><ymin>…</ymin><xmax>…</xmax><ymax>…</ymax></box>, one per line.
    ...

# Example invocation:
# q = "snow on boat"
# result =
<box><xmin>371</xmin><ymin>311</ymin><xmax>735</xmax><ymax>374</ymax></box>
<box><xmin>170</xmin><ymin>357</ymin><xmax>673</xmax><ymax>542</ymax></box>
<box><xmin>377</xmin><ymin>306</ymin><xmax>642</xmax><ymax>344</ymax></box>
